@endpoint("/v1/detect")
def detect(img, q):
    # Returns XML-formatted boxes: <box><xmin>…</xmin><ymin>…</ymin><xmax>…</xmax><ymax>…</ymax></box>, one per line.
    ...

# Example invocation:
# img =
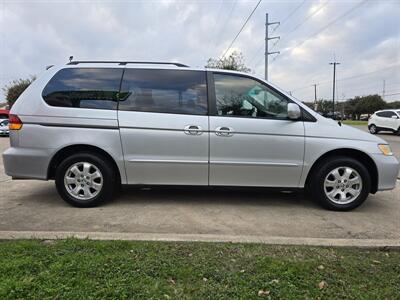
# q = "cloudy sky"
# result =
<box><xmin>0</xmin><ymin>0</ymin><xmax>399</xmax><ymax>103</ymax></box>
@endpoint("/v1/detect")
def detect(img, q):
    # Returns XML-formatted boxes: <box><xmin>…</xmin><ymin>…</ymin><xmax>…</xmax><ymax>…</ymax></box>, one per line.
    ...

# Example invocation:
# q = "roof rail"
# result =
<box><xmin>66</xmin><ymin>61</ymin><xmax>189</xmax><ymax>67</ymax></box>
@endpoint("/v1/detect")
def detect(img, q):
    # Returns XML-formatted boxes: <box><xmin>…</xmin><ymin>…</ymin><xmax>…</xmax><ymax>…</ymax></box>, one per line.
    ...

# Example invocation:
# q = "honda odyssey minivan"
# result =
<box><xmin>3</xmin><ymin>61</ymin><xmax>399</xmax><ymax>210</ymax></box>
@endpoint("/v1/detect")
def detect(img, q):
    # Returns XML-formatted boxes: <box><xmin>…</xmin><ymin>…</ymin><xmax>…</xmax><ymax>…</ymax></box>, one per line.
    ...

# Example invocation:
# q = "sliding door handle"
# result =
<box><xmin>184</xmin><ymin>125</ymin><xmax>203</xmax><ymax>135</ymax></box>
<box><xmin>215</xmin><ymin>126</ymin><xmax>234</xmax><ymax>137</ymax></box>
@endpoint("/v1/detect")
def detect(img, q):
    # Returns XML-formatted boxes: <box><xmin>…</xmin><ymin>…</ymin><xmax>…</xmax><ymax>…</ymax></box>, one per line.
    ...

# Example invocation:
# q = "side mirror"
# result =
<box><xmin>287</xmin><ymin>103</ymin><xmax>301</xmax><ymax>120</ymax></box>
<box><xmin>391</xmin><ymin>115</ymin><xmax>399</xmax><ymax>119</ymax></box>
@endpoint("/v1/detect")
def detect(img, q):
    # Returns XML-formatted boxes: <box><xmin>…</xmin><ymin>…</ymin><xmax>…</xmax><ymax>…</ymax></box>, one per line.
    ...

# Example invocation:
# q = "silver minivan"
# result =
<box><xmin>3</xmin><ymin>61</ymin><xmax>399</xmax><ymax>210</ymax></box>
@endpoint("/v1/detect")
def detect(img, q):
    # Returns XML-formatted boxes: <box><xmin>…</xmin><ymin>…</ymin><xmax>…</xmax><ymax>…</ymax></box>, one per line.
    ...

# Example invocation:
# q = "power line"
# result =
<box><xmin>214</xmin><ymin>0</ymin><xmax>238</xmax><ymax>46</ymax></box>
<box><xmin>282</xmin><ymin>1</ymin><xmax>329</xmax><ymax>38</ymax></box>
<box><xmin>291</xmin><ymin>65</ymin><xmax>400</xmax><ymax>92</ymax></box>
<box><xmin>266</xmin><ymin>1</ymin><xmax>329</xmax><ymax>63</ymax></box>
<box><xmin>383</xmin><ymin>92</ymin><xmax>400</xmax><ymax>97</ymax></box>
<box><xmin>273</xmin><ymin>0</ymin><xmax>369</xmax><ymax>64</ymax></box>
<box><xmin>220</xmin><ymin>0</ymin><xmax>262</xmax><ymax>60</ymax></box>
<box><xmin>254</xmin><ymin>0</ymin><xmax>326</xmax><ymax>69</ymax></box>
<box><xmin>296</xmin><ymin>0</ymin><xmax>368</xmax><ymax>49</ymax></box>
<box><xmin>214</xmin><ymin>0</ymin><xmax>226</xmax><ymax>29</ymax></box>
<box><xmin>249</xmin><ymin>0</ymin><xmax>307</xmax><ymax>67</ymax></box>
<box><xmin>275</xmin><ymin>0</ymin><xmax>306</xmax><ymax>30</ymax></box>
<box><xmin>329</xmin><ymin>90</ymin><xmax>400</xmax><ymax>101</ymax></box>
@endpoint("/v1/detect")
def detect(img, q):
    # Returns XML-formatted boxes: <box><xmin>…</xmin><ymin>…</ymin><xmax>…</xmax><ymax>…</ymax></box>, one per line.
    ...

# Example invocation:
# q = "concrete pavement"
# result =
<box><xmin>0</xmin><ymin>127</ymin><xmax>399</xmax><ymax>246</ymax></box>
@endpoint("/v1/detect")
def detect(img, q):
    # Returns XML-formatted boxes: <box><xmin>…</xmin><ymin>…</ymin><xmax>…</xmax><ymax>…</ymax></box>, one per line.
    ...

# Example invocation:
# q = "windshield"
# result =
<box><xmin>0</xmin><ymin>120</ymin><xmax>9</xmax><ymax>126</ymax></box>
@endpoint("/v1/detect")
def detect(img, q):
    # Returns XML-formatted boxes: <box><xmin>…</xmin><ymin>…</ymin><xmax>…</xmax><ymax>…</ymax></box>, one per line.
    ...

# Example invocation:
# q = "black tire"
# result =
<box><xmin>310</xmin><ymin>156</ymin><xmax>371</xmax><ymax>211</ymax></box>
<box><xmin>55</xmin><ymin>152</ymin><xmax>116</xmax><ymax>207</ymax></box>
<box><xmin>368</xmin><ymin>124</ymin><xmax>378</xmax><ymax>134</ymax></box>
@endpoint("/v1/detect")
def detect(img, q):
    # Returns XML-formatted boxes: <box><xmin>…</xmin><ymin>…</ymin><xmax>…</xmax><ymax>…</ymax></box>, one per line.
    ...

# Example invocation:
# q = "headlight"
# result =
<box><xmin>378</xmin><ymin>144</ymin><xmax>393</xmax><ymax>156</ymax></box>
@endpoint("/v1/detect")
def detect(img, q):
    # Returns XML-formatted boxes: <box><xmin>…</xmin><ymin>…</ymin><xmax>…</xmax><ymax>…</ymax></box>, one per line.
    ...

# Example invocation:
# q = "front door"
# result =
<box><xmin>209</xmin><ymin>72</ymin><xmax>305</xmax><ymax>187</ymax></box>
<box><xmin>118</xmin><ymin>68</ymin><xmax>209</xmax><ymax>185</ymax></box>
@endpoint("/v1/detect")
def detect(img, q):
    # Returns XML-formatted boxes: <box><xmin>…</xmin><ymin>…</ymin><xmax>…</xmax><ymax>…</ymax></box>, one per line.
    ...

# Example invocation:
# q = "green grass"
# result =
<box><xmin>342</xmin><ymin>120</ymin><xmax>368</xmax><ymax>126</ymax></box>
<box><xmin>0</xmin><ymin>239</ymin><xmax>399</xmax><ymax>299</ymax></box>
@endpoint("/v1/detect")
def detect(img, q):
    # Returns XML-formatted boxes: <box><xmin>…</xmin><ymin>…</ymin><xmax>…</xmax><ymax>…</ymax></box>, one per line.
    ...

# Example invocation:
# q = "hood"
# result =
<box><xmin>310</xmin><ymin>117</ymin><xmax>386</xmax><ymax>144</ymax></box>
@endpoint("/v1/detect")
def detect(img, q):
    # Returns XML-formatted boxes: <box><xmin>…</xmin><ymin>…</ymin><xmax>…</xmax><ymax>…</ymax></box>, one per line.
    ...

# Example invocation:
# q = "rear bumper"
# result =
<box><xmin>371</xmin><ymin>154</ymin><xmax>399</xmax><ymax>191</ymax></box>
<box><xmin>3</xmin><ymin>147</ymin><xmax>53</xmax><ymax>180</ymax></box>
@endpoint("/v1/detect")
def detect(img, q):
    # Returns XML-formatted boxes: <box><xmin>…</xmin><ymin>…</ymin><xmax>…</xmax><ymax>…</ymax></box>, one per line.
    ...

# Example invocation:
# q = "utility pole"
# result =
<box><xmin>313</xmin><ymin>83</ymin><xmax>318</xmax><ymax>110</ymax></box>
<box><xmin>329</xmin><ymin>61</ymin><xmax>340</xmax><ymax>118</ymax></box>
<box><xmin>382</xmin><ymin>79</ymin><xmax>386</xmax><ymax>100</ymax></box>
<box><xmin>265</xmin><ymin>13</ymin><xmax>280</xmax><ymax>81</ymax></box>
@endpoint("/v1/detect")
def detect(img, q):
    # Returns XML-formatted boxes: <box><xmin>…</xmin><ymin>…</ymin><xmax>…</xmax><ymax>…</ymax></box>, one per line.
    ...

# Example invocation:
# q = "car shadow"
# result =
<box><xmin>12</xmin><ymin>182</ymin><xmax>389</xmax><ymax>212</ymax></box>
<box><xmin>110</xmin><ymin>186</ymin><xmax>319</xmax><ymax>209</ymax></box>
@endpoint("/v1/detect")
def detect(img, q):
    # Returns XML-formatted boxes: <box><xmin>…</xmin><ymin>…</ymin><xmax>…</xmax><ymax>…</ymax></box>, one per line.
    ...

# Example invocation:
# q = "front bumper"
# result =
<box><xmin>3</xmin><ymin>146</ymin><xmax>53</xmax><ymax>180</ymax></box>
<box><xmin>371</xmin><ymin>154</ymin><xmax>400</xmax><ymax>191</ymax></box>
<box><xmin>0</xmin><ymin>130</ymin><xmax>9</xmax><ymax>136</ymax></box>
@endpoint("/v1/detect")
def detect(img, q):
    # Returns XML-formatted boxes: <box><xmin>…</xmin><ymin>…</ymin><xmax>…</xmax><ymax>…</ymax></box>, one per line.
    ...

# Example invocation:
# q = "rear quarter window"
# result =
<box><xmin>42</xmin><ymin>68</ymin><xmax>123</xmax><ymax>110</ymax></box>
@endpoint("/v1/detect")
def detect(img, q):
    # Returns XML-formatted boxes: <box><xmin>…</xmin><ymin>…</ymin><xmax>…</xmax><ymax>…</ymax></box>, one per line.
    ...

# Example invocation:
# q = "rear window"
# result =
<box><xmin>118</xmin><ymin>69</ymin><xmax>207</xmax><ymax>115</ymax></box>
<box><xmin>42</xmin><ymin>68</ymin><xmax>123</xmax><ymax>110</ymax></box>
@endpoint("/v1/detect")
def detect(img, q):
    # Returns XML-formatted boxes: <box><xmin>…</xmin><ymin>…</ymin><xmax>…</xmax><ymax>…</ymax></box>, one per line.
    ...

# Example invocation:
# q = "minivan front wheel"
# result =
<box><xmin>310</xmin><ymin>157</ymin><xmax>371</xmax><ymax>211</ymax></box>
<box><xmin>55</xmin><ymin>153</ymin><xmax>116</xmax><ymax>207</ymax></box>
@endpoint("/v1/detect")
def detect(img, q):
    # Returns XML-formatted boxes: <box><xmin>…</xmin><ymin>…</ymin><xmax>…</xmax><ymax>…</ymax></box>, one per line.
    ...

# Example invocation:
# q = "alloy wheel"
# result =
<box><xmin>64</xmin><ymin>162</ymin><xmax>103</xmax><ymax>200</ymax></box>
<box><xmin>323</xmin><ymin>166</ymin><xmax>362</xmax><ymax>204</ymax></box>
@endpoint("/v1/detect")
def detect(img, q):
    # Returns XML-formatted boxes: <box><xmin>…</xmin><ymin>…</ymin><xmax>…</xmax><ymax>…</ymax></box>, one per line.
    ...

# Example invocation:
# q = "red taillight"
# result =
<box><xmin>9</xmin><ymin>114</ymin><xmax>23</xmax><ymax>130</ymax></box>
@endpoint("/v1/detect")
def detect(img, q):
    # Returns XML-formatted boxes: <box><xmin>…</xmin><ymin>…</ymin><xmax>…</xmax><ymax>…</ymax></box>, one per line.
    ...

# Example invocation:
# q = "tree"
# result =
<box><xmin>354</xmin><ymin>94</ymin><xmax>386</xmax><ymax>117</ymax></box>
<box><xmin>345</xmin><ymin>97</ymin><xmax>362</xmax><ymax>120</ymax></box>
<box><xmin>386</xmin><ymin>101</ymin><xmax>400</xmax><ymax>109</ymax></box>
<box><xmin>302</xmin><ymin>102</ymin><xmax>315</xmax><ymax>110</ymax></box>
<box><xmin>315</xmin><ymin>99</ymin><xmax>333</xmax><ymax>115</ymax></box>
<box><xmin>2</xmin><ymin>76</ymin><xmax>36</xmax><ymax>108</ymax></box>
<box><xmin>205</xmin><ymin>51</ymin><xmax>251</xmax><ymax>72</ymax></box>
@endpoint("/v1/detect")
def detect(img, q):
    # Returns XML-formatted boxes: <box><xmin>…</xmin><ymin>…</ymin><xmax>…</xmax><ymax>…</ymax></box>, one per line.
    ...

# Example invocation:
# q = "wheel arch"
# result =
<box><xmin>47</xmin><ymin>144</ymin><xmax>122</xmax><ymax>185</ymax></box>
<box><xmin>305</xmin><ymin>148</ymin><xmax>378</xmax><ymax>194</ymax></box>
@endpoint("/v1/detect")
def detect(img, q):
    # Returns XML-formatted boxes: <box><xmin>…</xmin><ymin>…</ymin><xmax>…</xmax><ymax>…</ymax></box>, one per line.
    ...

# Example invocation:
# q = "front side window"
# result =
<box><xmin>42</xmin><ymin>68</ymin><xmax>123</xmax><ymax>110</ymax></box>
<box><xmin>376</xmin><ymin>112</ymin><xmax>385</xmax><ymax>117</ymax></box>
<box><xmin>119</xmin><ymin>69</ymin><xmax>207</xmax><ymax>115</ymax></box>
<box><xmin>213</xmin><ymin>73</ymin><xmax>289</xmax><ymax>119</ymax></box>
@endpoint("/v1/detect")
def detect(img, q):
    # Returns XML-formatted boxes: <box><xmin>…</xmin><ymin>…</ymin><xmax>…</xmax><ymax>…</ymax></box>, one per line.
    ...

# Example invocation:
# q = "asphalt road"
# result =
<box><xmin>0</xmin><ymin>127</ymin><xmax>399</xmax><ymax>243</ymax></box>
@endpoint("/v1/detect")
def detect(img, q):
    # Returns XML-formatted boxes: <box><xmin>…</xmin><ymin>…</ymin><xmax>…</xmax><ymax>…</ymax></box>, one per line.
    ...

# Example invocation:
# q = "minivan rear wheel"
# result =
<box><xmin>310</xmin><ymin>156</ymin><xmax>371</xmax><ymax>211</ymax></box>
<box><xmin>55</xmin><ymin>153</ymin><xmax>116</xmax><ymax>207</ymax></box>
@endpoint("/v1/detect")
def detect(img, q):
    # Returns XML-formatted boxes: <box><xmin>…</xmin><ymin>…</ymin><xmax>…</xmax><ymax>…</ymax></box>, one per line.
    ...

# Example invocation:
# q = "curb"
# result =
<box><xmin>1</xmin><ymin>231</ymin><xmax>400</xmax><ymax>248</ymax></box>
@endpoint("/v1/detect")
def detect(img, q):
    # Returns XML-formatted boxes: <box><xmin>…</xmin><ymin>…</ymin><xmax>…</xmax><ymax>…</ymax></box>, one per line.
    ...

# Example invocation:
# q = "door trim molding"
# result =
<box><xmin>129</xmin><ymin>159</ymin><xmax>208</xmax><ymax>164</ymax></box>
<box><xmin>211</xmin><ymin>160</ymin><xmax>299</xmax><ymax>167</ymax></box>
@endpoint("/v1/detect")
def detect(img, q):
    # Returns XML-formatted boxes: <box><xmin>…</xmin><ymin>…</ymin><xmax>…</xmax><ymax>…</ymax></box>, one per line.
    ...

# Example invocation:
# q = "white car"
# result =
<box><xmin>0</xmin><ymin>119</ymin><xmax>9</xmax><ymax>136</ymax></box>
<box><xmin>368</xmin><ymin>109</ymin><xmax>400</xmax><ymax>135</ymax></box>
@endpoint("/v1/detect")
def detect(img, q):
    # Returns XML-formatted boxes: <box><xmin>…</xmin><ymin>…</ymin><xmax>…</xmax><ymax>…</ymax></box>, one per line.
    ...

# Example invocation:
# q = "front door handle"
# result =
<box><xmin>184</xmin><ymin>125</ymin><xmax>203</xmax><ymax>135</ymax></box>
<box><xmin>215</xmin><ymin>126</ymin><xmax>234</xmax><ymax>137</ymax></box>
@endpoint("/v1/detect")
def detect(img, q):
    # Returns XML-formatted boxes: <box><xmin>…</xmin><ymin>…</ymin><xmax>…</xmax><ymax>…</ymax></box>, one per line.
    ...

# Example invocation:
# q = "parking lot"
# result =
<box><xmin>0</xmin><ymin>126</ymin><xmax>399</xmax><ymax>245</ymax></box>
